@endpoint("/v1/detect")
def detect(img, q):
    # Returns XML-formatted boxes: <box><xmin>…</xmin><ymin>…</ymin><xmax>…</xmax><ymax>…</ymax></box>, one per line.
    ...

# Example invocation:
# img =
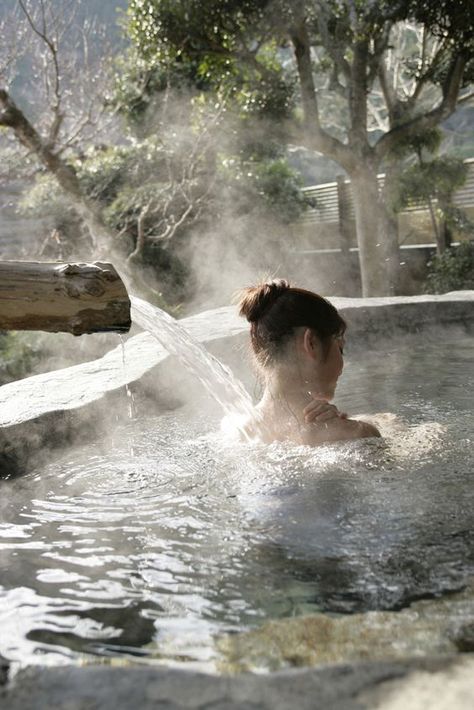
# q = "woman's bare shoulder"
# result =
<box><xmin>220</xmin><ymin>410</ymin><xmax>272</xmax><ymax>443</ymax></box>
<box><xmin>303</xmin><ymin>416</ymin><xmax>381</xmax><ymax>446</ymax></box>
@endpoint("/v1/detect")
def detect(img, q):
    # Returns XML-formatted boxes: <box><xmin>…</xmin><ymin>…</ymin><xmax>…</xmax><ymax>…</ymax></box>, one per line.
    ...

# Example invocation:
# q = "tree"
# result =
<box><xmin>0</xmin><ymin>0</ymin><xmax>118</xmax><ymax>254</ymax></box>
<box><xmin>393</xmin><ymin>129</ymin><xmax>469</xmax><ymax>254</ymax></box>
<box><xmin>125</xmin><ymin>0</ymin><xmax>474</xmax><ymax>296</ymax></box>
<box><xmin>0</xmin><ymin>1</ymin><xmax>215</xmax><ymax>304</ymax></box>
<box><xmin>1</xmin><ymin>1</ymin><xmax>307</xmax><ymax>306</ymax></box>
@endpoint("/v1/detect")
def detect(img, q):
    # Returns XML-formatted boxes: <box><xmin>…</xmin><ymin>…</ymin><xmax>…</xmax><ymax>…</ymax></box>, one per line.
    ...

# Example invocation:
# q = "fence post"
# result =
<box><xmin>336</xmin><ymin>175</ymin><xmax>352</xmax><ymax>253</ymax></box>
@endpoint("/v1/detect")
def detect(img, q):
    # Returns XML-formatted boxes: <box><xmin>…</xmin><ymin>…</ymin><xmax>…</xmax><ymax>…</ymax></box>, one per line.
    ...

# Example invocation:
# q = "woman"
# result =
<box><xmin>235</xmin><ymin>279</ymin><xmax>380</xmax><ymax>446</ymax></box>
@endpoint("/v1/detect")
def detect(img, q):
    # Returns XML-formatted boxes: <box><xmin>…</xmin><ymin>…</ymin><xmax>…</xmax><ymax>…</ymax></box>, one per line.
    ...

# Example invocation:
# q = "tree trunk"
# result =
<box><xmin>379</xmin><ymin>163</ymin><xmax>401</xmax><ymax>294</ymax></box>
<box><xmin>0</xmin><ymin>261</ymin><xmax>130</xmax><ymax>335</ymax></box>
<box><xmin>336</xmin><ymin>175</ymin><xmax>353</xmax><ymax>253</ymax></box>
<box><xmin>350</xmin><ymin>165</ymin><xmax>392</xmax><ymax>297</ymax></box>
<box><xmin>437</xmin><ymin>196</ymin><xmax>452</xmax><ymax>254</ymax></box>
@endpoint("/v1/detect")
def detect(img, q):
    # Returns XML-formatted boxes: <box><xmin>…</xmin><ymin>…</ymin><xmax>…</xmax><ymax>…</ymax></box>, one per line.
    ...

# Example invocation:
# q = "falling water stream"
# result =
<box><xmin>130</xmin><ymin>296</ymin><xmax>254</xmax><ymax>427</ymax></box>
<box><xmin>119</xmin><ymin>336</ymin><xmax>137</xmax><ymax>420</ymax></box>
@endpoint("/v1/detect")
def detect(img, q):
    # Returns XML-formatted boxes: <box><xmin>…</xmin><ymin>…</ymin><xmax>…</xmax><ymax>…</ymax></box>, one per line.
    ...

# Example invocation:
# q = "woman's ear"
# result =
<box><xmin>302</xmin><ymin>328</ymin><xmax>319</xmax><ymax>359</ymax></box>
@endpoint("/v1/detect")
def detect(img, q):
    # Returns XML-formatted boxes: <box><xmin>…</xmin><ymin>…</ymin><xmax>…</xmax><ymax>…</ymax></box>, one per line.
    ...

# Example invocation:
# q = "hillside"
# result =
<box><xmin>0</xmin><ymin>0</ymin><xmax>128</xmax><ymax>35</ymax></box>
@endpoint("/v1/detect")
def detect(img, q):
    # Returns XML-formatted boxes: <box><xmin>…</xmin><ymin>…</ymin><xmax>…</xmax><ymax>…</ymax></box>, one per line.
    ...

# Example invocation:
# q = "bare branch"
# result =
<box><xmin>316</xmin><ymin>2</ymin><xmax>352</xmax><ymax>81</ymax></box>
<box><xmin>377</xmin><ymin>61</ymin><xmax>397</xmax><ymax>118</ymax></box>
<box><xmin>127</xmin><ymin>202</ymin><xmax>151</xmax><ymax>263</ymax></box>
<box><xmin>0</xmin><ymin>4</ymin><xmax>29</xmax><ymax>84</ymax></box>
<box><xmin>6</xmin><ymin>1</ymin><xmax>117</xmax><ymax>157</ymax></box>
<box><xmin>0</xmin><ymin>87</ymin><xmax>115</xmax><ymax>254</ymax></box>
<box><xmin>289</xmin><ymin>16</ymin><xmax>352</xmax><ymax>169</ymax></box>
<box><xmin>18</xmin><ymin>0</ymin><xmax>63</xmax><ymax>144</ymax></box>
<box><xmin>367</xmin><ymin>21</ymin><xmax>393</xmax><ymax>87</ymax></box>
<box><xmin>148</xmin><ymin>202</ymin><xmax>194</xmax><ymax>245</ymax></box>
<box><xmin>408</xmin><ymin>35</ymin><xmax>450</xmax><ymax>107</ymax></box>
<box><xmin>375</xmin><ymin>53</ymin><xmax>467</xmax><ymax>160</ymax></box>
<box><xmin>367</xmin><ymin>97</ymin><xmax>389</xmax><ymax>132</ymax></box>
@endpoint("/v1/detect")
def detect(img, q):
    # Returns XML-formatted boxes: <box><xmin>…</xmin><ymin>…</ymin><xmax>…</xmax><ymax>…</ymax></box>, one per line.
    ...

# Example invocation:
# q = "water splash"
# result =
<box><xmin>130</xmin><ymin>296</ymin><xmax>254</xmax><ymax>426</ymax></box>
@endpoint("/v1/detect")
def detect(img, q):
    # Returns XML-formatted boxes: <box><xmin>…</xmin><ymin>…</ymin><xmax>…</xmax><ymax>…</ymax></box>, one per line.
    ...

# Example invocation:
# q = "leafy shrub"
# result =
<box><xmin>221</xmin><ymin>156</ymin><xmax>311</xmax><ymax>224</ymax></box>
<box><xmin>395</xmin><ymin>156</ymin><xmax>468</xmax><ymax>210</ymax></box>
<box><xmin>425</xmin><ymin>241</ymin><xmax>474</xmax><ymax>293</ymax></box>
<box><xmin>0</xmin><ymin>332</ymin><xmax>40</xmax><ymax>385</ymax></box>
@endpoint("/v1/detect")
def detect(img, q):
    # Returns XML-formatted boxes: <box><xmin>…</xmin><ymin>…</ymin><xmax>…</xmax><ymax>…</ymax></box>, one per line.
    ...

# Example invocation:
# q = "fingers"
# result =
<box><xmin>308</xmin><ymin>409</ymin><xmax>338</xmax><ymax>423</ymax></box>
<box><xmin>303</xmin><ymin>398</ymin><xmax>349</xmax><ymax>424</ymax></box>
<box><xmin>304</xmin><ymin>400</ymin><xmax>340</xmax><ymax>423</ymax></box>
<box><xmin>303</xmin><ymin>399</ymin><xmax>328</xmax><ymax>415</ymax></box>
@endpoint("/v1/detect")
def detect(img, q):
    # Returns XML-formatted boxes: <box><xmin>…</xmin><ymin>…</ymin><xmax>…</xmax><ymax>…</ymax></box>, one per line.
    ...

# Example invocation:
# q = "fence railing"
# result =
<box><xmin>295</xmin><ymin>158</ymin><xmax>474</xmax><ymax>251</ymax></box>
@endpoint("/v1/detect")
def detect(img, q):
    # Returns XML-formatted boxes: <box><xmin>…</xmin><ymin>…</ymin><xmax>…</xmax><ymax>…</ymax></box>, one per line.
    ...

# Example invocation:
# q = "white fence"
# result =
<box><xmin>295</xmin><ymin>158</ymin><xmax>474</xmax><ymax>251</ymax></box>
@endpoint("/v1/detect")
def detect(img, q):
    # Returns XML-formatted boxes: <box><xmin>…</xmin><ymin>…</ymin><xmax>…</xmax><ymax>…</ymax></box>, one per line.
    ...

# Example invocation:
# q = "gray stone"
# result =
<box><xmin>0</xmin><ymin>655</ymin><xmax>8</xmax><ymax>686</ymax></box>
<box><xmin>451</xmin><ymin>621</ymin><xmax>474</xmax><ymax>652</ymax></box>
<box><xmin>217</xmin><ymin>586</ymin><xmax>474</xmax><ymax>673</ymax></box>
<box><xmin>1</xmin><ymin>657</ymin><xmax>473</xmax><ymax>710</ymax></box>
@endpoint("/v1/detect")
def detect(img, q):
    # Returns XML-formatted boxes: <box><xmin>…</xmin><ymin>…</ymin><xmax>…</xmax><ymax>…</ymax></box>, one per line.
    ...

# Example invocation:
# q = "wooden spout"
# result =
<box><xmin>0</xmin><ymin>261</ymin><xmax>131</xmax><ymax>335</ymax></box>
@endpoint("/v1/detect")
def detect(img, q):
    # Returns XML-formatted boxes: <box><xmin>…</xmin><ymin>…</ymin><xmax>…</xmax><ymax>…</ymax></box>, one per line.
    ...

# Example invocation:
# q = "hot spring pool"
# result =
<box><xmin>0</xmin><ymin>327</ymin><xmax>473</xmax><ymax>671</ymax></box>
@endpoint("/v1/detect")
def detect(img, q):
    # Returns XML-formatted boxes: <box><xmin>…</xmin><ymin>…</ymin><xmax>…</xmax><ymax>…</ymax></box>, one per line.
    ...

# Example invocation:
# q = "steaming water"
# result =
<box><xmin>0</xmin><ymin>326</ymin><xmax>473</xmax><ymax>671</ymax></box>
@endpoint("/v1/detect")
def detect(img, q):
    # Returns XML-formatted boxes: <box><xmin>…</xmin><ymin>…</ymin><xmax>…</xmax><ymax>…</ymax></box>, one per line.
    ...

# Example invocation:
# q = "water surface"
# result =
<box><xmin>0</xmin><ymin>329</ymin><xmax>473</xmax><ymax>669</ymax></box>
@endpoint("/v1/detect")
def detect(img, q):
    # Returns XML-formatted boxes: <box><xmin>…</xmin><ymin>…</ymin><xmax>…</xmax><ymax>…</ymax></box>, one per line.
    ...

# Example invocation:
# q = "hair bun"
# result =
<box><xmin>237</xmin><ymin>279</ymin><xmax>290</xmax><ymax>322</ymax></box>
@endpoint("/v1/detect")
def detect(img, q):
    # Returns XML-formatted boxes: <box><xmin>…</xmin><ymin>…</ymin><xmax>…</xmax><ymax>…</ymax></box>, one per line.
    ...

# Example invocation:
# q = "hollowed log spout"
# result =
<box><xmin>0</xmin><ymin>261</ymin><xmax>131</xmax><ymax>335</ymax></box>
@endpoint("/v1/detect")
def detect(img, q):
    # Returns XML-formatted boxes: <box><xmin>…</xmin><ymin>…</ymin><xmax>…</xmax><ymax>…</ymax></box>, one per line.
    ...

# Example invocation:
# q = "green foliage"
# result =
<box><xmin>395</xmin><ymin>156</ymin><xmax>468</xmax><ymax>209</ymax></box>
<box><xmin>443</xmin><ymin>205</ymin><xmax>474</xmax><ymax>236</ymax></box>
<box><xmin>124</xmin><ymin>0</ymin><xmax>295</xmax><ymax>122</ymax></box>
<box><xmin>111</xmin><ymin>46</ymin><xmax>212</xmax><ymax>124</ymax></box>
<box><xmin>110</xmin><ymin>0</ymin><xmax>308</xmax><ymax>249</ymax></box>
<box><xmin>9</xmin><ymin>0</ymin><xmax>473</xmax><ymax>303</ymax></box>
<box><xmin>78</xmin><ymin>141</ymin><xmax>199</xmax><ymax>300</ymax></box>
<box><xmin>220</xmin><ymin>155</ymin><xmax>310</xmax><ymax>223</ymax></box>
<box><xmin>399</xmin><ymin>0</ymin><xmax>474</xmax><ymax>45</ymax></box>
<box><xmin>20</xmin><ymin>173</ymin><xmax>73</xmax><ymax>218</ymax></box>
<box><xmin>127</xmin><ymin>0</ymin><xmax>274</xmax><ymax>61</ymax></box>
<box><xmin>425</xmin><ymin>241</ymin><xmax>474</xmax><ymax>293</ymax></box>
<box><xmin>18</xmin><ymin>174</ymin><xmax>91</xmax><ymax>258</ymax></box>
<box><xmin>17</xmin><ymin>138</ymin><xmax>198</xmax><ymax>301</ymax></box>
<box><xmin>0</xmin><ymin>332</ymin><xmax>40</xmax><ymax>385</ymax></box>
<box><xmin>22</xmin><ymin>140</ymin><xmax>178</xmax><ymax>233</ymax></box>
<box><xmin>74</xmin><ymin>146</ymin><xmax>134</xmax><ymax>202</ymax></box>
<box><xmin>20</xmin><ymin>146</ymin><xmax>136</xmax><ymax>218</ymax></box>
<box><xmin>234</xmin><ymin>73</ymin><xmax>295</xmax><ymax>120</ymax></box>
<box><xmin>251</xmin><ymin>159</ymin><xmax>309</xmax><ymax>223</ymax></box>
<box><xmin>388</xmin><ymin>128</ymin><xmax>443</xmax><ymax>161</ymax></box>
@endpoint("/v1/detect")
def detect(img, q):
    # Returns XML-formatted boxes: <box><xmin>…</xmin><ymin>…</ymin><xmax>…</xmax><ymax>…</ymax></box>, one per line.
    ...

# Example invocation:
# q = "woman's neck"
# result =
<box><xmin>257</xmin><ymin>369</ymin><xmax>327</xmax><ymax>423</ymax></box>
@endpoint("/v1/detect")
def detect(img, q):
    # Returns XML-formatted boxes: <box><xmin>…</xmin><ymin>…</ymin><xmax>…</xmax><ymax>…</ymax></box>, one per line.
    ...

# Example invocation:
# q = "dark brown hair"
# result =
<box><xmin>237</xmin><ymin>279</ymin><xmax>346</xmax><ymax>366</ymax></box>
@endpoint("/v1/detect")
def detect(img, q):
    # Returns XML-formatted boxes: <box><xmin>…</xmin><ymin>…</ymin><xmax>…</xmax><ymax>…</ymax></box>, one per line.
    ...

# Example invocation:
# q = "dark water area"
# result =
<box><xmin>0</xmin><ymin>330</ymin><xmax>473</xmax><ymax>669</ymax></box>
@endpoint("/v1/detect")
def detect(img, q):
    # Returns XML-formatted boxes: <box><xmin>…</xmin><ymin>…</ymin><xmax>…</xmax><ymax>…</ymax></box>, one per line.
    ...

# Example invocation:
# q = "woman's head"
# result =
<box><xmin>237</xmin><ymin>279</ymin><xmax>346</xmax><ymax>373</ymax></box>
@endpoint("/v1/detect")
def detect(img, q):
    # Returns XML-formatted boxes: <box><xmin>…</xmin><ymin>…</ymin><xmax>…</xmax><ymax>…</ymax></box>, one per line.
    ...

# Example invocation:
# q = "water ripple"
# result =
<box><xmin>0</xmin><ymin>334</ymin><xmax>473</xmax><ymax>668</ymax></box>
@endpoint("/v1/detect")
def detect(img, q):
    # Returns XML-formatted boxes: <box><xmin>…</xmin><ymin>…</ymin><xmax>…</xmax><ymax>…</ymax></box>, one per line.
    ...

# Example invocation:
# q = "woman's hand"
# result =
<box><xmin>303</xmin><ymin>398</ymin><xmax>347</xmax><ymax>424</ymax></box>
